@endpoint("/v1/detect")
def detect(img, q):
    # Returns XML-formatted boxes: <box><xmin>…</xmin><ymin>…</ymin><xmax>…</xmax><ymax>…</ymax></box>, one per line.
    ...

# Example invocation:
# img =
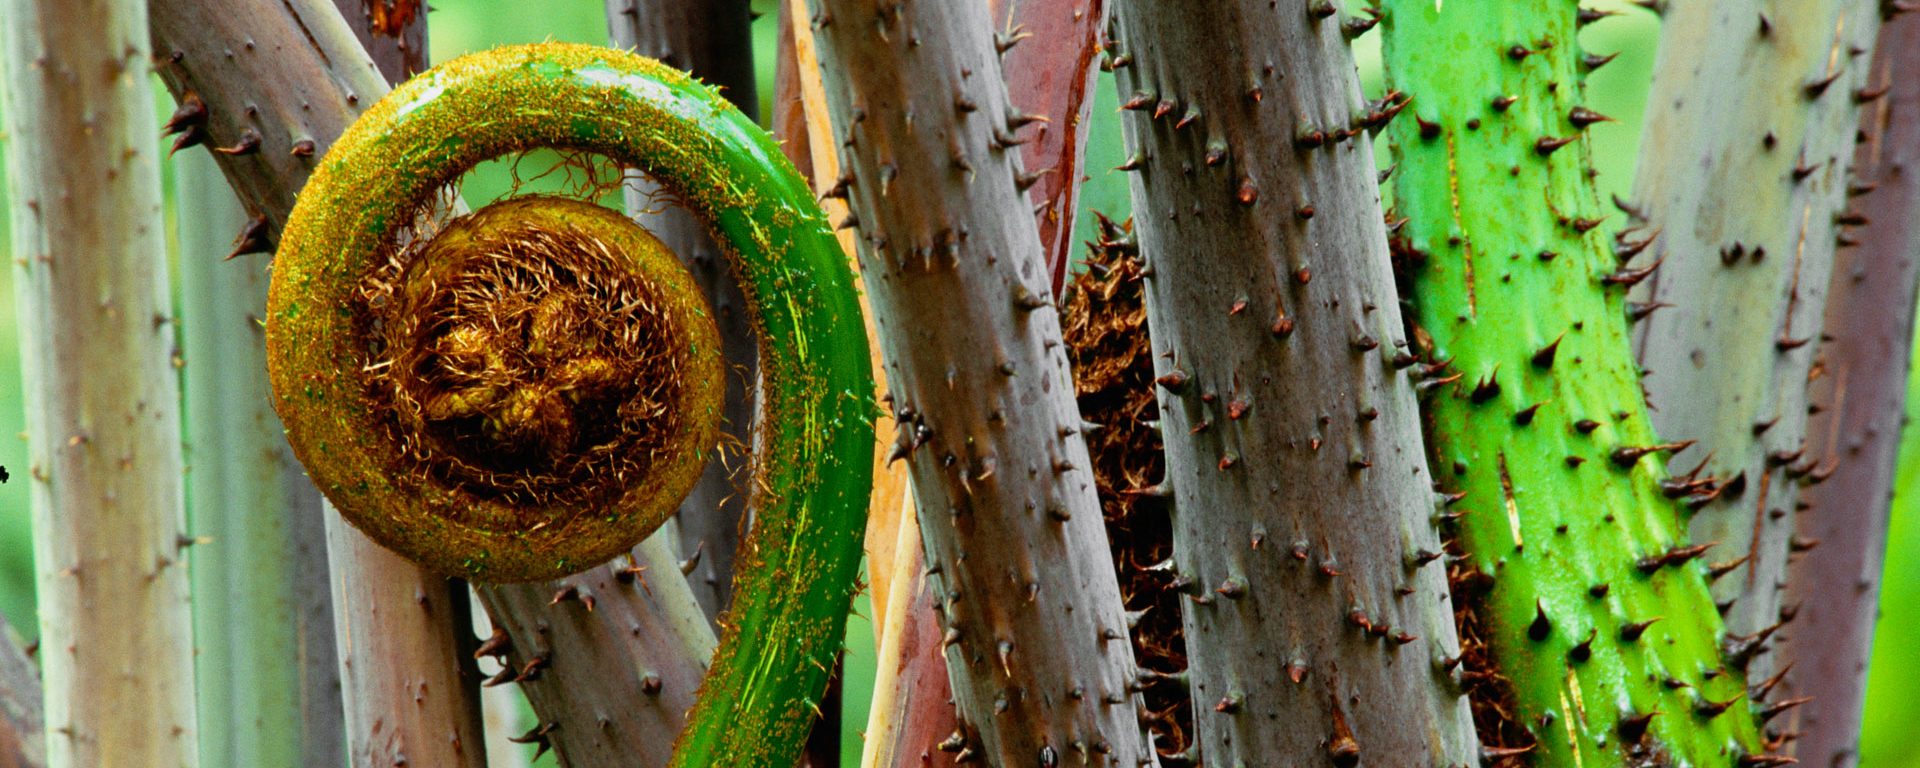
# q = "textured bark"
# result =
<box><xmin>1</xmin><ymin>1</ymin><xmax>200</xmax><ymax>766</ymax></box>
<box><xmin>1108</xmin><ymin>3</ymin><xmax>1478</xmax><ymax>765</ymax></box>
<box><xmin>330</xmin><ymin>5</ymin><xmax>489</xmax><ymax>766</ymax></box>
<box><xmin>1628</xmin><ymin>0</ymin><xmax>1882</xmax><ymax>674</ymax></box>
<box><xmin>150</xmin><ymin>3</ymin><xmax>487</xmax><ymax>764</ymax></box>
<box><xmin>776</xmin><ymin>8</ymin><xmax>950</xmax><ymax>765</ymax></box>
<box><xmin>177</xmin><ymin>149</ymin><xmax>344</xmax><ymax>768</ymax></box>
<box><xmin>149</xmin><ymin>0</ymin><xmax>391</xmax><ymax>252</ymax></box>
<box><xmin>988</xmin><ymin>0</ymin><xmax>1108</xmax><ymax>297</ymax></box>
<box><xmin>1778</xmin><ymin>11</ymin><xmax>1920</xmax><ymax>766</ymax></box>
<box><xmin>807</xmin><ymin>1</ymin><xmax>1149</xmax><ymax>764</ymax></box>
<box><xmin>327</xmin><ymin>519</ymin><xmax>487</xmax><ymax>768</ymax></box>
<box><xmin>606</xmin><ymin>0</ymin><xmax>761</xmax><ymax>622</ymax></box>
<box><xmin>0</xmin><ymin>617</ymin><xmax>44</xmax><ymax>768</ymax></box>
<box><xmin>472</xmin><ymin>540</ymin><xmax>716</xmax><ymax>768</ymax></box>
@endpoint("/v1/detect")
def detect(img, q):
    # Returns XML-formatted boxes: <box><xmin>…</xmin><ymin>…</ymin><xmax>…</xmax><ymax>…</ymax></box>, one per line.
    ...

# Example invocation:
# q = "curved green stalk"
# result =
<box><xmin>268</xmin><ymin>42</ymin><xmax>873</xmax><ymax>767</ymax></box>
<box><xmin>1383</xmin><ymin>3</ymin><xmax>1768</xmax><ymax>765</ymax></box>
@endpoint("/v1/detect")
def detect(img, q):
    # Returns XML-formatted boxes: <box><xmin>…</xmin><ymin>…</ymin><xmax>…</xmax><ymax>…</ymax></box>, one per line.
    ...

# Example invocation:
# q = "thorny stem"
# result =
<box><xmin>1384</xmin><ymin>1</ymin><xmax>1769</xmax><ymax>764</ymax></box>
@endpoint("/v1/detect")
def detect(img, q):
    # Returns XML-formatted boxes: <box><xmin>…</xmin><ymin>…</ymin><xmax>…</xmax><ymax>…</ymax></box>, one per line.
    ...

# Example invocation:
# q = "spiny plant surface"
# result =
<box><xmin>1382</xmin><ymin>2</ymin><xmax>1769</xmax><ymax>765</ymax></box>
<box><xmin>1106</xmin><ymin>0</ymin><xmax>1480</xmax><ymax>761</ymax></box>
<box><xmin>807</xmin><ymin>0</ymin><xmax>1151</xmax><ymax>762</ymax></box>
<box><xmin>1627</xmin><ymin>0</ymin><xmax>1882</xmax><ymax>679</ymax></box>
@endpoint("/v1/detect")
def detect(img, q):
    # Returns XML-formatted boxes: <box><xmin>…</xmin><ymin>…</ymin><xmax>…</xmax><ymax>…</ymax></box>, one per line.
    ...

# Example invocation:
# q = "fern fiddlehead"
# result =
<box><xmin>266</xmin><ymin>42</ymin><xmax>873</xmax><ymax>766</ymax></box>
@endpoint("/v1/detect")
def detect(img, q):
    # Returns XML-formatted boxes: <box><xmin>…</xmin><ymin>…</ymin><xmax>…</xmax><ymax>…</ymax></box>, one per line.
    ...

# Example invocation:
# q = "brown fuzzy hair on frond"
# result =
<box><xmin>357</xmin><ymin>195</ymin><xmax>698</xmax><ymax>514</ymax></box>
<box><xmin>1063</xmin><ymin>214</ymin><xmax>1194</xmax><ymax>762</ymax></box>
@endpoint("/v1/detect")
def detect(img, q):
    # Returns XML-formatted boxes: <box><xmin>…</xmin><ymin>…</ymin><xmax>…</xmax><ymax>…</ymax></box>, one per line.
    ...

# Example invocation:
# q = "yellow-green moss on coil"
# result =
<box><xmin>269</xmin><ymin>43</ymin><xmax>874</xmax><ymax>764</ymax></box>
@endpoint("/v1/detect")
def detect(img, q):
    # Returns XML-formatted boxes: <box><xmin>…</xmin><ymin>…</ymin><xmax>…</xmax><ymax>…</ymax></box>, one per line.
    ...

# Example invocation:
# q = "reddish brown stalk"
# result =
<box><xmin>1779</xmin><ymin>7</ymin><xmax>1920</xmax><ymax>764</ymax></box>
<box><xmin>989</xmin><ymin>0</ymin><xmax>1109</xmax><ymax>296</ymax></box>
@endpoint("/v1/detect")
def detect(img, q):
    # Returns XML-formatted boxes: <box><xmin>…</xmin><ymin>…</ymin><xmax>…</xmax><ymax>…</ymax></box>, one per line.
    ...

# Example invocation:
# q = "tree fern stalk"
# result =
<box><xmin>1626</xmin><ymin>0</ymin><xmax>1882</xmax><ymax>684</ymax></box>
<box><xmin>1383</xmin><ymin>1</ymin><xmax>1771</xmax><ymax>764</ymax></box>
<box><xmin>1778</xmin><ymin>8</ymin><xmax>1920</xmax><ymax>762</ymax></box>
<box><xmin>326</xmin><ymin>521</ymin><xmax>488</xmax><ymax>767</ymax></box>
<box><xmin>177</xmin><ymin>149</ymin><xmax>344</xmax><ymax>768</ymax></box>
<box><xmin>1107</xmin><ymin>1</ymin><xmax>1479</xmax><ymax>764</ymax></box>
<box><xmin>153</xmin><ymin>1</ymin><xmax>489</xmax><ymax>761</ymax></box>
<box><xmin>1</xmin><ymin>0</ymin><xmax>200</xmax><ymax>765</ymax></box>
<box><xmin>806</xmin><ymin>0</ymin><xmax>1150</xmax><ymax>763</ymax></box>
<box><xmin>148</xmin><ymin>0</ymin><xmax>375</xmax><ymax>249</ymax></box>
<box><xmin>605</xmin><ymin>0</ymin><xmax>762</xmax><ymax>623</ymax></box>
<box><xmin>323</xmin><ymin>7</ymin><xmax>492</xmax><ymax>765</ymax></box>
<box><xmin>472</xmin><ymin>537</ymin><xmax>716</xmax><ymax>767</ymax></box>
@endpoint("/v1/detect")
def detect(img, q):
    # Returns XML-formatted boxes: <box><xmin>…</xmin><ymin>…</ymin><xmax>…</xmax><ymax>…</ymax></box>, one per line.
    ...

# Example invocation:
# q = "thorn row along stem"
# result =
<box><xmin>1382</xmin><ymin>3</ymin><xmax>1766</xmax><ymax>765</ymax></box>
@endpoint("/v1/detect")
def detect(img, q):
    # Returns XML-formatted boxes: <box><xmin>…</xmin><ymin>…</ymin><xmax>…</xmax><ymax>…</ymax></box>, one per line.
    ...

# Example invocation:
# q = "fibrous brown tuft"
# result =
<box><xmin>1447</xmin><ymin>546</ymin><xmax>1538</xmax><ymax>764</ymax></box>
<box><xmin>352</xmin><ymin>194</ymin><xmax>722</xmax><ymax>553</ymax></box>
<box><xmin>1063</xmin><ymin>214</ymin><xmax>1192</xmax><ymax>761</ymax></box>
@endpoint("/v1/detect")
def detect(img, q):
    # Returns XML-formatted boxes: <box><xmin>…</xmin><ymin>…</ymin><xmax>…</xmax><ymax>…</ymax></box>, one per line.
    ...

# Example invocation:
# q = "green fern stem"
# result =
<box><xmin>1382</xmin><ymin>3</ymin><xmax>1767</xmax><ymax>766</ymax></box>
<box><xmin>267</xmin><ymin>42</ymin><xmax>873</xmax><ymax>767</ymax></box>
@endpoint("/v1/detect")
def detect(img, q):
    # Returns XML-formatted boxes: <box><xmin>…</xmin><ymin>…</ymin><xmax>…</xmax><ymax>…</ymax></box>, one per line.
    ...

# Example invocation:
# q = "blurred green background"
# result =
<box><xmin>0</xmin><ymin>2</ymin><xmax>1913</xmax><ymax>765</ymax></box>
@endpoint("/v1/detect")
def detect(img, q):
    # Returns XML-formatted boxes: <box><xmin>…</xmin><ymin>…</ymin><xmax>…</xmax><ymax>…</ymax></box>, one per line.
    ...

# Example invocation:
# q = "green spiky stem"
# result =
<box><xmin>267</xmin><ymin>42</ymin><xmax>874</xmax><ymax>767</ymax></box>
<box><xmin>1383</xmin><ymin>3</ymin><xmax>1764</xmax><ymax>765</ymax></box>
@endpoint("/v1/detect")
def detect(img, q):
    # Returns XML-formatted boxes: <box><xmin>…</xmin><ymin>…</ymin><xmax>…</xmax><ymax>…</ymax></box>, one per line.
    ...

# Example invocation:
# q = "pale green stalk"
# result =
<box><xmin>177</xmin><ymin>149</ymin><xmax>343</xmax><ymax>768</ymax></box>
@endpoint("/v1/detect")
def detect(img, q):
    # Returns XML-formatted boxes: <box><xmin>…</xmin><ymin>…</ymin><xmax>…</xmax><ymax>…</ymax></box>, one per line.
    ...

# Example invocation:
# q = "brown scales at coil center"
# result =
<box><xmin>358</xmin><ymin>197</ymin><xmax>684</xmax><ymax>508</ymax></box>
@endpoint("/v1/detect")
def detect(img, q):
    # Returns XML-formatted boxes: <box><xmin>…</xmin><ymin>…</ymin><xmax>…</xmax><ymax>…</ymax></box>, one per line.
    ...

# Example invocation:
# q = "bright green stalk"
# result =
<box><xmin>268</xmin><ymin>43</ymin><xmax>872</xmax><ymax>767</ymax></box>
<box><xmin>1383</xmin><ymin>2</ymin><xmax>1771</xmax><ymax>765</ymax></box>
<box><xmin>177</xmin><ymin>151</ymin><xmax>343</xmax><ymax>768</ymax></box>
